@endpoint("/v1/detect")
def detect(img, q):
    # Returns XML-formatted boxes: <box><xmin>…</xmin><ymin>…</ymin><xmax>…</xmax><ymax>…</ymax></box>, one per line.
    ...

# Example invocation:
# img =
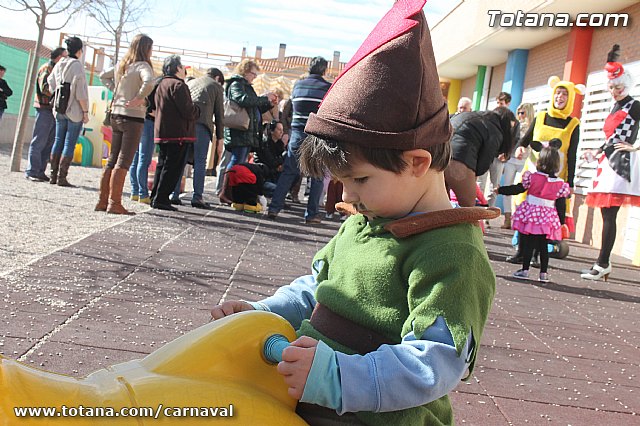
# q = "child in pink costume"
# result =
<box><xmin>497</xmin><ymin>142</ymin><xmax>570</xmax><ymax>282</ymax></box>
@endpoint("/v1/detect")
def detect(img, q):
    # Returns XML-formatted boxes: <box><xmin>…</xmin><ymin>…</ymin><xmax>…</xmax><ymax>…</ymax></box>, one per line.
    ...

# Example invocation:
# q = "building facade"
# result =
<box><xmin>434</xmin><ymin>0</ymin><xmax>640</xmax><ymax>265</ymax></box>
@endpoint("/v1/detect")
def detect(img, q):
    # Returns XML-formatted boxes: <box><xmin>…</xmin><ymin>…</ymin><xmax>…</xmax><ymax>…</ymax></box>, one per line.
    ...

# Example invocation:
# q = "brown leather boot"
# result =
<box><xmin>501</xmin><ymin>212</ymin><xmax>512</xmax><ymax>229</ymax></box>
<box><xmin>94</xmin><ymin>168</ymin><xmax>113</xmax><ymax>211</ymax></box>
<box><xmin>57</xmin><ymin>156</ymin><xmax>75</xmax><ymax>187</ymax></box>
<box><xmin>107</xmin><ymin>167</ymin><xmax>135</xmax><ymax>215</ymax></box>
<box><xmin>49</xmin><ymin>153</ymin><xmax>61</xmax><ymax>185</ymax></box>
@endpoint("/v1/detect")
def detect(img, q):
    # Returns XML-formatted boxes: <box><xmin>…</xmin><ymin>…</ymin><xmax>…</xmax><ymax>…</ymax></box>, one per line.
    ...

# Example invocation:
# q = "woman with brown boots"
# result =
<box><xmin>47</xmin><ymin>36</ymin><xmax>89</xmax><ymax>187</ymax></box>
<box><xmin>96</xmin><ymin>34</ymin><xmax>155</xmax><ymax>215</ymax></box>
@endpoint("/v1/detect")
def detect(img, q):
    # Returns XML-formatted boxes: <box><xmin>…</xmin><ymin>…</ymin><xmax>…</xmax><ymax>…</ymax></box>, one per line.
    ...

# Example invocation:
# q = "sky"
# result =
<box><xmin>0</xmin><ymin>0</ymin><xmax>456</xmax><ymax>67</ymax></box>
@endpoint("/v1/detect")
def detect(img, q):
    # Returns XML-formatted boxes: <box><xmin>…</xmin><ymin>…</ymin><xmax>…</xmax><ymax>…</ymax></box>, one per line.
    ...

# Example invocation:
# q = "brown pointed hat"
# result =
<box><xmin>304</xmin><ymin>0</ymin><xmax>452</xmax><ymax>150</ymax></box>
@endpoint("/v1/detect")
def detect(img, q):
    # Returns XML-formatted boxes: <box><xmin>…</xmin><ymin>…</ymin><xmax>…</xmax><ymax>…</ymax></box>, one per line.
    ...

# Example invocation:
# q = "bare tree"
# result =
<box><xmin>86</xmin><ymin>0</ymin><xmax>149</xmax><ymax>64</ymax></box>
<box><xmin>1</xmin><ymin>0</ymin><xmax>88</xmax><ymax>172</ymax></box>
<box><xmin>86</xmin><ymin>0</ymin><xmax>179</xmax><ymax>64</ymax></box>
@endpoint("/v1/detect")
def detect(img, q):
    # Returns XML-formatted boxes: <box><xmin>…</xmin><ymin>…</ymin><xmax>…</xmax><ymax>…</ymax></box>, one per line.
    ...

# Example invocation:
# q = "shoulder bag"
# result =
<box><xmin>223</xmin><ymin>98</ymin><xmax>250</xmax><ymax>130</ymax></box>
<box><xmin>223</xmin><ymin>83</ymin><xmax>249</xmax><ymax>130</ymax></box>
<box><xmin>53</xmin><ymin>61</ymin><xmax>73</xmax><ymax>115</ymax></box>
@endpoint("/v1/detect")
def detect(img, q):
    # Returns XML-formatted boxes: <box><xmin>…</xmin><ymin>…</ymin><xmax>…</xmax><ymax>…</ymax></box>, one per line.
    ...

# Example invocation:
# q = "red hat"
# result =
<box><xmin>304</xmin><ymin>0</ymin><xmax>451</xmax><ymax>150</ymax></box>
<box><xmin>605</xmin><ymin>44</ymin><xmax>624</xmax><ymax>80</ymax></box>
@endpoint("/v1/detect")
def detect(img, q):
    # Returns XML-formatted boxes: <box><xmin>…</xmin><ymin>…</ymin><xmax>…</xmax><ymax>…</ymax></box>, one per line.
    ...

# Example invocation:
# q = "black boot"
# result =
<box><xmin>49</xmin><ymin>153</ymin><xmax>61</xmax><ymax>185</ymax></box>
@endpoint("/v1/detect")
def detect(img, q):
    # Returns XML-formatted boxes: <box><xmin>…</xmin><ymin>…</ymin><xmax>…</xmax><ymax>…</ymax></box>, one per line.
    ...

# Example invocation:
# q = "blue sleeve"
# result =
<box><xmin>248</xmin><ymin>264</ymin><xmax>321</xmax><ymax>328</ymax></box>
<box><xmin>300</xmin><ymin>316</ymin><xmax>472</xmax><ymax>413</ymax></box>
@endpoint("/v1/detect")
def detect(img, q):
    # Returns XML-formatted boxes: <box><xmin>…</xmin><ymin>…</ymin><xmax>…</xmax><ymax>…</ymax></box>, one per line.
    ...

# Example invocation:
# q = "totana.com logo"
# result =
<box><xmin>487</xmin><ymin>10</ymin><xmax>629</xmax><ymax>28</ymax></box>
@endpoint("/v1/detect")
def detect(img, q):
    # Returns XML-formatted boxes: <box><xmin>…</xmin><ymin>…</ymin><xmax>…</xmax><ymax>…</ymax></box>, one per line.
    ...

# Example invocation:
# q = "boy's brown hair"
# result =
<box><xmin>496</xmin><ymin>91</ymin><xmax>512</xmax><ymax>104</ymax></box>
<box><xmin>299</xmin><ymin>135</ymin><xmax>451</xmax><ymax>178</ymax></box>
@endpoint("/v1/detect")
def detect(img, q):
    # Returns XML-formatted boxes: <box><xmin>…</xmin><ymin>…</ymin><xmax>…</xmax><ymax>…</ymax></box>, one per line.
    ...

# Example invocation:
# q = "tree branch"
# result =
<box><xmin>0</xmin><ymin>1</ymin><xmax>29</xmax><ymax>12</ymax></box>
<box><xmin>44</xmin><ymin>0</ymin><xmax>90</xmax><ymax>30</ymax></box>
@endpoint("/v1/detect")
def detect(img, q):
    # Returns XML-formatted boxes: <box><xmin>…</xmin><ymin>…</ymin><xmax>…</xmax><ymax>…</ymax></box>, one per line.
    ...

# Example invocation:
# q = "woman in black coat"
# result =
<box><xmin>150</xmin><ymin>55</ymin><xmax>199</xmax><ymax>211</ymax></box>
<box><xmin>445</xmin><ymin>106</ymin><xmax>516</xmax><ymax>207</ymax></box>
<box><xmin>254</xmin><ymin>120</ymin><xmax>285</xmax><ymax>186</ymax></box>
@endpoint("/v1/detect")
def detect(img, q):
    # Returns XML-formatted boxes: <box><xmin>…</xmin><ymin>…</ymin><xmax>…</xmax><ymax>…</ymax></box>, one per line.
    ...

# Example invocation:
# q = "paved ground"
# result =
<box><xmin>1</xmin><ymin>150</ymin><xmax>639</xmax><ymax>425</ymax></box>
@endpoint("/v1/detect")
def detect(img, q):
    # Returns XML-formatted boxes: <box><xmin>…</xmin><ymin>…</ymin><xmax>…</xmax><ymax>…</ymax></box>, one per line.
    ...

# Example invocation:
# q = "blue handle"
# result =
<box><xmin>263</xmin><ymin>334</ymin><xmax>290</xmax><ymax>364</ymax></box>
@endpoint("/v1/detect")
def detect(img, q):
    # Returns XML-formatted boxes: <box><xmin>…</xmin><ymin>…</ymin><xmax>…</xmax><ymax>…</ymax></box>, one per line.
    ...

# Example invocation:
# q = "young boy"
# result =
<box><xmin>227</xmin><ymin>161</ymin><xmax>268</xmax><ymax>213</ymax></box>
<box><xmin>211</xmin><ymin>1</ymin><xmax>498</xmax><ymax>424</ymax></box>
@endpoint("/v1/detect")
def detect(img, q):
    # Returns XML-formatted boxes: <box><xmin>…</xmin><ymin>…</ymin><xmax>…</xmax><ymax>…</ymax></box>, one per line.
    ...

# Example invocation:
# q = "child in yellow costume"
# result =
<box><xmin>507</xmin><ymin>76</ymin><xmax>584</xmax><ymax>264</ymax></box>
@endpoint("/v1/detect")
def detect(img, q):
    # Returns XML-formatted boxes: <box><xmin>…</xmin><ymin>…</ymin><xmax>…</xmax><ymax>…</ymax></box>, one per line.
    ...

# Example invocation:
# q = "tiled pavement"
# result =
<box><xmin>1</xmin><ymin>203</ymin><xmax>638</xmax><ymax>425</ymax></box>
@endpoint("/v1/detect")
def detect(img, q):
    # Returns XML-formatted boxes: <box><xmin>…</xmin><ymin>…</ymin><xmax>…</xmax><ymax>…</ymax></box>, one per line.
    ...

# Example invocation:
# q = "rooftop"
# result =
<box><xmin>0</xmin><ymin>35</ymin><xmax>53</xmax><ymax>59</ymax></box>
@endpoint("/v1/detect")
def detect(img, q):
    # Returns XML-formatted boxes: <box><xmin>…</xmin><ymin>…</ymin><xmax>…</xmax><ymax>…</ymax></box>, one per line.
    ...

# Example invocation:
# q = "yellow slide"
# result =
<box><xmin>0</xmin><ymin>311</ymin><xmax>307</xmax><ymax>425</ymax></box>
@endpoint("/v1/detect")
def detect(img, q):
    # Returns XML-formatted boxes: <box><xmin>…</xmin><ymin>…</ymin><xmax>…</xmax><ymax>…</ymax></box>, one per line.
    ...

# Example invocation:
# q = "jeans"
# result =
<box><xmin>52</xmin><ymin>115</ymin><xmax>83</xmax><ymax>158</ymax></box>
<box><xmin>480</xmin><ymin>158</ymin><xmax>504</xmax><ymax>207</ymax></box>
<box><xmin>172</xmin><ymin>123</ymin><xmax>211</xmax><ymax>202</ymax></box>
<box><xmin>192</xmin><ymin>124</ymin><xmax>211</xmax><ymax>201</ymax></box>
<box><xmin>26</xmin><ymin>108</ymin><xmax>56</xmax><ymax>178</ymax></box>
<box><xmin>227</xmin><ymin>146</ymin><xmax>250</xmax><ymax>170</ymax></box>
<box><xmin>501</xmin><ymin>161</ymin><xmax>524</xmax><ymax>214</ymax></box>
<box><xmin>129</xmin><ymin>118</ymin><xmax>155</xmax><ymax>198</ymax></box>
<box><xmin>269</xmin><ymin>128</ymin><xmax>324</xmax><ymax>219</ymax></box>
<box><xmin>215</xmin><ymin>150</ymin><xmax>232</xmax><ymax>194</ymax></box>
<box><xmin>263</xmin><ymin>181</ymin><xmax>277</xmax><ymax>197</ymax></box>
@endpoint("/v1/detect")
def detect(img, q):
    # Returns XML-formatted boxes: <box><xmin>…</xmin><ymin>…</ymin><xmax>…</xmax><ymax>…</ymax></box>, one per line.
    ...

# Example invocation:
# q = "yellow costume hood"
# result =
<box><xmin>546</xmin><ymin>76</ymin><xmax>585</xmax><ymax>119</ymax></box>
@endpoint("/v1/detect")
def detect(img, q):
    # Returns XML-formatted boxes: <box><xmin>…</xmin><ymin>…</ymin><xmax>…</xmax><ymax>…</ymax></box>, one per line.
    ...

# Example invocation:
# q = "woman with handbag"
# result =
<box><xmin>219</xmin><ymin>60</ymin><xmax>276</xmax><ymax>203</ymax></box>
<box><xmin>97</xmin><ymin>34</ymin><xmax>155</xmax><ymax>215</ymax></box>
<box><xmin>47</xmin><ymin>36</ymin><xmax>89</xmax><ymax>187</ymax></box>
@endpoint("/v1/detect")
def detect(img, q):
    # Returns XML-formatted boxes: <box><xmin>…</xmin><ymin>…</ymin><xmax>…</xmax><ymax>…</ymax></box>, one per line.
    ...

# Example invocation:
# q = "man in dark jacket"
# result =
<box><xmin>25</xmin><ymin>48</ymin><xmax>67</xmax><ymax>182</ymax></box>
<box><xmin>267</xmin><ymin>57</ymin><xmax>331</xmax><ymax>223</ymax></box>
<box><xmin>171</xmin><ymin>67</ymin><xmax>225</xmax><ymax>209</ymax></box>
<box><xmin>0</xmin><ymin>65</ymin><xmax>13</xmax><ymax>123</ymax></box>
<box><xmin>150</xmin><ymin>55</ymin><xmax>200</xmax><ymax>211</ymax></box>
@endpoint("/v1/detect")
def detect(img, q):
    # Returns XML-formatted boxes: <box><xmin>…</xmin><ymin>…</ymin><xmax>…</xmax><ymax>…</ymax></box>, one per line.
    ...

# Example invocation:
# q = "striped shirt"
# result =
<box><xmin>291</xmin><ymin>74</ymin><xmax>331</xmax><ymax>130</ymax></box>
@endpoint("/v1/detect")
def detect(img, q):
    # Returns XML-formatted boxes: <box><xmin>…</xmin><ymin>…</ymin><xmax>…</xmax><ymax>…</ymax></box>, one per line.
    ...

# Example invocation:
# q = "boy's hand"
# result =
<box><xmin>210</xmin><ymin>300</ymin><xmax>254</xmax><ymax>320</ymax></box>
<box><xmin>277</xmin><ymin>336</ymin><xmax>318</xmax><ymax>400</ymax></box>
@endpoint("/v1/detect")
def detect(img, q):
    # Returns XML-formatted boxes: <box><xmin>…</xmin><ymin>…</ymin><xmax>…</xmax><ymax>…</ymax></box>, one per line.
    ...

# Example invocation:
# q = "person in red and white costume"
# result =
<box><xmin>581</xmin><ymin>44</ymin><xmax>640</xmax><ymax>281</ymax></box>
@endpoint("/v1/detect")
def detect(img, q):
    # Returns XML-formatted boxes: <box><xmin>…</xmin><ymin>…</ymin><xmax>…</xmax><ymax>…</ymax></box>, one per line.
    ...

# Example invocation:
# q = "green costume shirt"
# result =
<box><xmin>298</xmin><ymin>214</ymin><xmax>496</xmax><ymax>425</ymax></box>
